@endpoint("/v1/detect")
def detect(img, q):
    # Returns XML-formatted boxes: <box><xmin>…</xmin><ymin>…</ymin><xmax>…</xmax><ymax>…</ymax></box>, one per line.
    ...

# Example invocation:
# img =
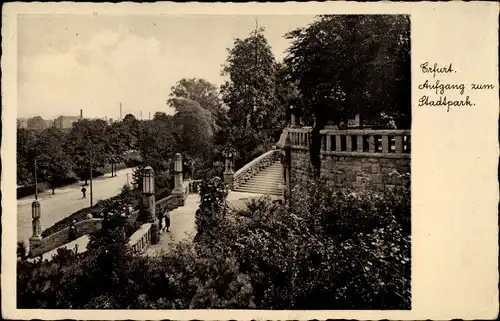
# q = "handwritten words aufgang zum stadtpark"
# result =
<box><xmin>418</xmin><ymin>62</ymin><xmax>494</xmax><ymax>112</ymax></box>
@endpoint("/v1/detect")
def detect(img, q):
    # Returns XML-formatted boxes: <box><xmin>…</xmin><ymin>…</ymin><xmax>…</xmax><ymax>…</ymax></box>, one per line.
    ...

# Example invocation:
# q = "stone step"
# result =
<box><xmin>235</xmin><ymin>188</ymin><xmax>281</xmax><ymax>195</ymax></box>
<box><xmin>242</xmin><ymin>181</ymin><xmax>281</xmax><ymax>188</ymax></box>
<box><xmin>241</xmin><ymin>183</ymin><xmax>281</xmax><ymax>190</ymax></box>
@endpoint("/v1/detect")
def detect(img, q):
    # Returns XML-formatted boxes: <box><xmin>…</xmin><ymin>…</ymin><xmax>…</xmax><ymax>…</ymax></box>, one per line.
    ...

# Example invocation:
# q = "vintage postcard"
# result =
<box><xmin>1</xmin><ymin>1</ymin><xmax>499</xmax><ymax>320</ymax></box>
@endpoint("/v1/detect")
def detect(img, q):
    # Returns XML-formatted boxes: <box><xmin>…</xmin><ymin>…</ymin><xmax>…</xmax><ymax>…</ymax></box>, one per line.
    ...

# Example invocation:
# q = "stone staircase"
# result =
<box><xmin>234</xmin><ymin>161</ymin><xmax>282</xmax><ymax>196</ymax></box>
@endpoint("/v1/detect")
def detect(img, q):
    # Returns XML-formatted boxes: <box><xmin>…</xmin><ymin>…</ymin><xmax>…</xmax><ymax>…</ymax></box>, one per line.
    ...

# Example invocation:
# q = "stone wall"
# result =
<box><xmin>31</xmin><ymin>218</ymin><xmax>102</xmax><ymax>258</ymax></box>
<box><xmin>287</xmin><ymin>128</ymin><xmax>411</xmax><ymax>191</ymax></box>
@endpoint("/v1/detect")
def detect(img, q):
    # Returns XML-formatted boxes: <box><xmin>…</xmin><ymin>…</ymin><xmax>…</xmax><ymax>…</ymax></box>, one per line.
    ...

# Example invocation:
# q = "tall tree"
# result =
<box><xmin>17</xmin><ymin>129</ymin><xmax>37</xmax><ymax>186</ymax></box>
<box><xmin>135</xmin><ymin>118</ymin><xmax>176</xmax><ymax>174</ymax></box>
<box><xmin>121</xmin><ymin>114</ymin><xmax>140</xmax><ymax>149</ymax></box>
<box><xmin>35</xmin><ymin>127</ymin><xmax>74</xmax><ymax>194</ymax></box>
<box><xmin>221</xmin><ymin>25</ymin><xmax>283</xmax><ymax>131</ymax></box>
<box><xmin>66</xmin><ymin>119</ymin><xmax>109</xmax><ymax>184</ymax></box>
<box><xmin>171</xmin><ymin>97</ymin><xmax>215</xmax><ymax>176</ymax></box>
<box><xmin>168</xmin><ymin>78</ymin><xmax>225</xmax><ymax>129</ymax></box>
<box><xmin>105</xmin><ymin>122</ymin><xmax>128</xmax><ymax>177</ymax></box>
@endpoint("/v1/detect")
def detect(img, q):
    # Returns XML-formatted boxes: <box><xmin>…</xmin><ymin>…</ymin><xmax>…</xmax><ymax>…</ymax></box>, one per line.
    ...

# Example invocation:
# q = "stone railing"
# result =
<box><xmin>286</xmin><ymin>127</ymin><xmax>411</xmax><ymax>158</ymax></box>
<box><xmin>320</xmin><ymin>129</ymin><xmax>411</xmax><ymax>157</ymax></box>
<box><xmin>30</xmin><ymin>218</ymin><xmax>103</xmax><ymax>258</ymax></box>
<box><xmin>233</xmin><ymin>149</ymin><xmax>281</xmax><ymax>190</ymax></box>
<box><xmin>128</xmin><ymin>223</ymin><xmax>152</xmax><ymax>254</ymax></box>
<box><xmin>30</xmin><ymin>180</ymin><xmax>195</xmax><ymax>258</ymax></box>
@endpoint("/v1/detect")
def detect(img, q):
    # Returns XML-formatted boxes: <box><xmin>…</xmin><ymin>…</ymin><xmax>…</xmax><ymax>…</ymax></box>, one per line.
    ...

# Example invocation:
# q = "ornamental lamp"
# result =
<box><xmin>142</xmin><ymin>166</ymin><xmax>155</xmax><ymax>195</ymax></box>
<box><xmin>31</xmin><ymin>200</ymin><xmax>41</xmax><ymax>219</ymax></box>
<box><xmin>174</xmin><ymin>153</ymin><xmax>182</xmax><ymax>172</ymax></box>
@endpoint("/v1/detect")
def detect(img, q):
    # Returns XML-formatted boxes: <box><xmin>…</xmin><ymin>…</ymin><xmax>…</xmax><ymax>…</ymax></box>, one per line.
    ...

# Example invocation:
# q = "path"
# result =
<box><xmin>144</xmin><ymin>191</ymin><xmax>280</xmax><ymax>256</ymax></box>
<box><xmin>17</xmin><ymin>168</ymin><xmax>135</xmax><ymax>244</ymax></box>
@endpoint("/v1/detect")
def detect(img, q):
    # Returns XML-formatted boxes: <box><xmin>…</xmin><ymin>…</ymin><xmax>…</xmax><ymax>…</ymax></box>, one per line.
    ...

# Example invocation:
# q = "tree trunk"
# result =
<box><xmin>84</xmin><ymin>179</ymin><xmax>88</xmax><ymax>185</ymax></box>
<box><xmin>111</xmin><ymin>162</ymin><xmax>114</xmax><ymax>177</ymax></box>
<box><xmin>52</xmin><ymin>185</ymin><xmax>55</xmax><ymax>195</ymax></box>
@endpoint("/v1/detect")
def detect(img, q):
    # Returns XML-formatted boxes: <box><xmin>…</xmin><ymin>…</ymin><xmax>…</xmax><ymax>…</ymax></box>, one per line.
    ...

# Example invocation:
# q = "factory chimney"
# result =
<box><xmin>80</xmin><ymin>109</ymin><xmax>83</xmax><ymax>120</ymax></box>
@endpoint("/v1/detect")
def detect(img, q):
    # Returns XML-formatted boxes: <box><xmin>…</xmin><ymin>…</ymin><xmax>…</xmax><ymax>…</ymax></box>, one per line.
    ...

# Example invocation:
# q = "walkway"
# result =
<box><xmin>17</xmin><ymin>168</ymin><xmax>135</xmax><ymax>244</ymax></box>
<box><xmin>144</xmin><ymin>191</ymin><xmax>280</xmax><ymax>256</ymax></box>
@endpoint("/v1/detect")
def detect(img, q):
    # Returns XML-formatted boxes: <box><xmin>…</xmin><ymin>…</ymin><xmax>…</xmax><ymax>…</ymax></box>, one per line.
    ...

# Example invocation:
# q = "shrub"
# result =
<box><xmin>18</xmin><ymin>171</ymin><xmax>410</xmax><ymax>310</ymax></box>
<box><xmin>195</xmin><ymin>176</ymin><xmax>228</xmax><ymax>241</ymax></box>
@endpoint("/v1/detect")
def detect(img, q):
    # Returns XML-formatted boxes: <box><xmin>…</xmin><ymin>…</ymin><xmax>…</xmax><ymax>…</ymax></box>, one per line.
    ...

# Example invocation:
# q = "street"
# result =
<box><xmin>17</xmin><ymin>168</ymin><xmax>135</xmax><ymax>244</ymax></box>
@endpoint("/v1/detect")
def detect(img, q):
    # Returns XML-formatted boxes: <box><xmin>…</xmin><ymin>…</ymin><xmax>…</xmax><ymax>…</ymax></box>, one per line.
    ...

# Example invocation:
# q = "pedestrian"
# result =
<box><xmin>81</xmin><ymin>186</ymin><xmax>87</xmax><ymax>199</ymax></box>
<box><xmin>158</xmin><ymin>209</ymin><xmax>164</xmax><ymax>232</ymax></box>
<box><xmin>164</xmin><ymin>210</ymin><xmax>171</xmax><ymax>232</ymax></box>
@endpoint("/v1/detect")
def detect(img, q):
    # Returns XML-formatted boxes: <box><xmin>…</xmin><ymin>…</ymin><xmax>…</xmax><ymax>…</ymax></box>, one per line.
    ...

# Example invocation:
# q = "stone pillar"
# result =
<box><xmin>143</xmin><ymin>166</ymin><xmax>158</xmax><ymax>244</ymax></box>
<box><xmin>290</xmin><ymin>114</ymin><xmax>298</xmax><ymax>128</ymax></box>
<box><xmin>29</xmin><ymin>200</ymin><xmax>42</xmax><ymax>255</ymax></box>
<box><xmin>224</xmin><ymin>155</ymin><xmax>234</xmax><ymax>190</ymax></box>
<box><xmin>172</xmin><ymin>153</ymin><xmax>184</xmax><ymax>205</ymax></box>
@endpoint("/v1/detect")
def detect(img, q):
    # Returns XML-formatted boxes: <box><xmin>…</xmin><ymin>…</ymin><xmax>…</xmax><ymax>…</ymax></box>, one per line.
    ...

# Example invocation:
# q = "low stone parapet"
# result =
<box><xmin>233</xmin><ymin>149</ymin><xmax>281</xmax><ymax>190</ymax></box>
<box><xmin>128</xmin><ymin>223</ymin><xmax>152</xmax><ymax>254</ymax></box>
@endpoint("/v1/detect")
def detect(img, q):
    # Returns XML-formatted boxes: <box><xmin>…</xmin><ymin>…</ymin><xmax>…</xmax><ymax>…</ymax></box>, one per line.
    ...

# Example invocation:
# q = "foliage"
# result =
<box><xmin>221</xmin><ymin>26</ymin><xmax>283</xmax><ymax>131</ymax></box>
<box><xmin>34</xmin><ymin>127</ymin><xmax>76</xmax><ymax>194</ymax></box>
<box><xmin>17</xmin><ymin>174</ymin><xmax>410</xmax><ymax>309</ymax></box>
<box><xmin>284</xmin><ymin>15</ymin><xmax>411</xmax><ymax>175</ymax></box>
<box><xmin>66</xmin><ymin>119</ymin><xmax>109</xmax><ymax>182</ymax></box>
<box><xmin>195</xmin><ymin>176</ymin><xmax>228</xmax><ymax>241</ymax></box>
<box><xmin>168</xmin><ymin>78</ymin><xmax>226</xmax><ymax>129</ymax></box>
<box><xmin>136</xmin><ymin>119</ymin><xmax>176</xmax><ymax>174</ymax></box>
<box><xmin>17</xmin><ymin>241</ymin><xmax>28</xmax><ymax>261</ymax></box>
<box><xmin>170</xmin><ymin>98</ymin><xmax>214</xmax><ymax>163</ymax></box>
<box><xmin>16</xmin><ymin>129</ymin><xmax>37</xmax><ymax>186</ymax></box>
<box><xmin>41</xmin><ymin>189</ymin><xmax>140</xmax><ymax>238</ymax></box>
<box><xmin>285</xmin><ymin>15</ymin><xmax>410</xmax><ymax>129</ymax></box>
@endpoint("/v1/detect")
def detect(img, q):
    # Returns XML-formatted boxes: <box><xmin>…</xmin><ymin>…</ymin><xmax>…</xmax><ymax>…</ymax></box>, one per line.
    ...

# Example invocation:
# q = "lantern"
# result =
<box><xmin>143</xmin><ymin>166</ymin><xmax>155</xmax><ymax>195</ymax></box>
<box><xmin>31</xmin><ymin>200</ymin><xmax>41</xmax><ymax>219</ymax></box>
<box><xmin>174</xmin><ymin>153</ymin><xmax>182</xmax><ymax>173</ymax></box>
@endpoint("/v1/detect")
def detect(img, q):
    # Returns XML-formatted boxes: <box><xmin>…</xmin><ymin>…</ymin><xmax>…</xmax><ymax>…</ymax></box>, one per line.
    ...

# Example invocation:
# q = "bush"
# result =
<box><xmin>18</xmin><ymin>171</ymin><xmax>410</xmax><ymax>310</ymax></box>
<box><xmin>41</xmin><ymin>188</ymin><xmax>141</xmax><ymax>238</ymax></box>
<box><xmin>195</xmin><ymin>177</ymin><xmax>228</xmax><ymax>241</ymax></box>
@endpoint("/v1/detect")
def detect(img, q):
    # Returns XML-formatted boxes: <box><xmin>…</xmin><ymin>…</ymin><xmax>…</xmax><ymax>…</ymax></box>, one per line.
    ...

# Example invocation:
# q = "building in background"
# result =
<box><xmin>27</xmin><ymin>116</ymin><xmax>48</xmax><ymax>130</ymax></box>
<box><xmin>54</xmin><ymin>115</ymin><xmax>80</xmax><ymax>129</ymax></box>
<box><xmin>45</xmin><ymin>119</ymin><xmax>54</xmax><ymax>128</ymax></box>
<box><xmin>17</xmin><ymin>118</ymin><xmax>28</xmax><ymax>129</ymax></box>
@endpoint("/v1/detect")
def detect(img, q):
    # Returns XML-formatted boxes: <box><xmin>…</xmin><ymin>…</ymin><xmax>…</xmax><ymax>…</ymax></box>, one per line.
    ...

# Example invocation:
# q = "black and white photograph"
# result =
<box><xmin>13</xmin><ymin>12</ymin><xmax>413</xmax><ymax>310</ymax></box>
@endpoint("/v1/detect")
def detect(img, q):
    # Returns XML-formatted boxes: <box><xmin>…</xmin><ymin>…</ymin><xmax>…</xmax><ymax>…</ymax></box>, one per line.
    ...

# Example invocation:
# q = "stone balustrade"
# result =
<box><xmin>287</xmin><ymin>127</ymin><xmax>411</xmax><ymax>157</ymax></box>
<box><xmin>30</xmin><ymin>181</ymin><xmax>194</xmax><ymax>258</ymax></box>
<box><xmin>282</xmin><ymin>126</ymin><xmax>411</xmax><ymax>194</ymax></box>
<box><xmin>29</xmin><ymin>218</ymin><xmax>103</xmax><ymax>258</ymax></box>
<box><xmin>128</xmin><ymin>223</ymin><xmax>152</xmax><ymax>254</ymax></box>
<box><xmin>233</xmin><ymin>149</ymin><xmax>281</xmax><ymax>190</ymax></box>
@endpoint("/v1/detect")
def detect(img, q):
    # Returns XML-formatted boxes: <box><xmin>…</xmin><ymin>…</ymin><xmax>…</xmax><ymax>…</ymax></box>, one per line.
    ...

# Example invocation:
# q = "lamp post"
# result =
<box><xmin>34</xmin><ymin>158</ymin><xmax>38</xmax><ymax>200</ymax></box>
<box><xmin>289</xmin><ymin>104</ymin><xmax>299</xmax><ymax>128</ymax></box>
<box><xmin>223</xmin><ymin>149</ymin><xmax>234</xmax><ymax>190</ymax></box>
<box><xmin>89</xmin><ymin>157</ymin><xmax>93</xmax><ymax>207</ymax></box>
<box><xmin>142</xmin><ymin>166</ymin><xmax>159</xmax><ymax>244</ymax></box>
<box><xmin>172</xmin><ymin>153</ymin><xmax>184</xmax><ymax>205</ymax></box>
<box><xmin>29</xmin><ymin>199</ymin><xmax>42</xmax><ymax>255</ymax></box>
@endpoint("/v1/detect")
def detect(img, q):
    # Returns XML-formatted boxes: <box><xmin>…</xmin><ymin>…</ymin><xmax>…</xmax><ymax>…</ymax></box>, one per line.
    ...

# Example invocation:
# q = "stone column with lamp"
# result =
<box><xmin>172</xmin><ymin>153</ymin><xmax>185</xmax><ymax>206</ymax></box>
<box><xmin>223</xmin><ymin>150</ymin><xmax>234</xmax><ymax>190</ymax></box>
<box><xmin>289</xmin><ymin>104</ymin><xmax>300</xmax><ymax>128</ymax></box>
<box><xmin>29</xmin><ymin>200</ymin><xmax>42</xmax><ymax>256</ymax></box>
<box><xmin>142</xmin><ymin>166</ymin><xmax>159</xmax><ymax>244</ymax></box>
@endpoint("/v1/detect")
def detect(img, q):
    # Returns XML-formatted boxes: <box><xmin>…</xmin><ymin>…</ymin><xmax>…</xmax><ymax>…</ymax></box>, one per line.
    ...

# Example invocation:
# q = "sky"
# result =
<box><xmin>17</xmin><ymin>14</ymin><xmax>317</xmax><ymax>120</ymax></box>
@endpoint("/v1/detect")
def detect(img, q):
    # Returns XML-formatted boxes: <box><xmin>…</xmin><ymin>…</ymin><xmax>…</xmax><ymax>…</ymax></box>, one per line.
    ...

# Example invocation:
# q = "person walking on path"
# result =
<box><xmin>81</xmin><ymin>186</ymin><xmax>87</xmax><ymax>199</ymax></box>
<box><xmin>163</xmin><ymin>210</ymin><xmax>171</xmax><ymax>232</ymax></box>
<box><xmin>158</xmin><ymin>209</ymin><xmax>164</xmax><ymax>233</ymax></box>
